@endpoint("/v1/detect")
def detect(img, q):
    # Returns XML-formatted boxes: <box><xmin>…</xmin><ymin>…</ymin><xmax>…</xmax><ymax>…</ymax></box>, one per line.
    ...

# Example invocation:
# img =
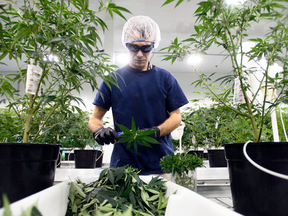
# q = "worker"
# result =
<box><xmin>88</xmin><ymin>15</ymin><xmax>188</xmax><ymax>177</ymax></box>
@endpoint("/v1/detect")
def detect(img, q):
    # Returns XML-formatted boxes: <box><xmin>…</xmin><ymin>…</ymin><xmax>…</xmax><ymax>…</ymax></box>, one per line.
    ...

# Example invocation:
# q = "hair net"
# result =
<box><xmin>121</xmin><ymin>15</ymin><xmax>161</xmax><ymax>49</ymax></box>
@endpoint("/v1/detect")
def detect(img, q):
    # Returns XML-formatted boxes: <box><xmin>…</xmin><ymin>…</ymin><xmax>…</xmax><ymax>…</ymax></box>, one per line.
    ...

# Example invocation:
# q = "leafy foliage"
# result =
<box><xmin>66</xmin><ymin>166</ymin><xmax>169</xmax><ymax>216</ymax></box>
<box><xmin>276</xmin><ymin>106</ymin><xmax>288</xmax><ymax>141</ymax></box>
<box><xmin>161</xmin><ymin>0</ymin><xmax>288</xmax><ymax>142</ymax></box>
<box><xmin>180</xmin><ymin>101</ymin><xmax>273</xmax><ymax>151</ymax></box>
<box><xmin>116</xmin><ymin>118</ymin><xmax>161</xmax><ymax>154</ymax></box>
<box><xmin>0</xmin><ymin>108</ymin><xmax>23</xmax><ymax>142</ymax></box>
<box><xmin>160</xmin><ymin>153</ymin><xmax>204</xmax><ymax>176</ymax></box>
<box><xmin>0</xmin><ymin>0</ymin><xmax>131</xmax><ymax>143</ymax></box>
<box><xmin>1</xmin><ymin>194</ymin><xmax>43</xmax><ymax>216</ymax></box>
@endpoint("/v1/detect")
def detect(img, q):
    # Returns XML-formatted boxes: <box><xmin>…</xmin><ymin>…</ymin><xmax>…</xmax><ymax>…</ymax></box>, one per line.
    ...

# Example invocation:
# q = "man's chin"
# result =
<box><xmin>131</xmin><ymin>62</ymin><xmax>146</xmax><ymax>70</ymax></box>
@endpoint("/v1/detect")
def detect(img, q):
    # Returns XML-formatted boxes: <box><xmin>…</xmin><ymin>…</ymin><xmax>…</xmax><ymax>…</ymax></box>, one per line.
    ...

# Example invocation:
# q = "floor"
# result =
<box><xmin>56</xmin><ymin>160</ymin><xmax>234</xmax><ymax>211</ymax></box>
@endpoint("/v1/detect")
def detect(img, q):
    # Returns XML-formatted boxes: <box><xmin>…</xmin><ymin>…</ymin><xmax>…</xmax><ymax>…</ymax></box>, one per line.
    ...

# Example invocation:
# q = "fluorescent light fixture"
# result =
<box><xmin>187</xmin><ymin>54</ymin><xmax>202</xmax><ymax>65</ymax></box>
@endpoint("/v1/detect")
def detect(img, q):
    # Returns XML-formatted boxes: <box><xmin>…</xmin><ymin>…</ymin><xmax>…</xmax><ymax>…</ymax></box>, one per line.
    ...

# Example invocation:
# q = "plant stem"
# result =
<box><xmin>23</xmin><ymin>94</ymin><xmax>34</xmax><ymax>143</ymax></box>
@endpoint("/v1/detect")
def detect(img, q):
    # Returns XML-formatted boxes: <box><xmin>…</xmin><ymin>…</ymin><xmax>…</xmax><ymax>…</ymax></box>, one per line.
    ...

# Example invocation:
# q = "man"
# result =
<box><xmin>88</xmin><ymin>15</ymin><xmax>188</xmax><ymax>175</ymax></box>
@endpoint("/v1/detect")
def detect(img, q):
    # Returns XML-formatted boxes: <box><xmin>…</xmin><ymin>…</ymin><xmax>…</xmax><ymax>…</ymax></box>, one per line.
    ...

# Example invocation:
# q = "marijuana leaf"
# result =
<box><xmin>116</xmin><ymin>118</ymin><xmax>161</xmax><ymax>154</ymax></box>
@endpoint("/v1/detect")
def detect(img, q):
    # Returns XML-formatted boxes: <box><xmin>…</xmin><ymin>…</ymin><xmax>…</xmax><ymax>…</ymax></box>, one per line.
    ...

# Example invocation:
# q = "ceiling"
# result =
<box><xmin>0</xmin><ymin>0</ymin><xmax>277</xmax><ymax>105</ymax></box>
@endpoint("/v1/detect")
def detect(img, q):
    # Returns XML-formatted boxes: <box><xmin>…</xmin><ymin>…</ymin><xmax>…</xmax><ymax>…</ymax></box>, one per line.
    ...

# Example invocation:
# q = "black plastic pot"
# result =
<box><xmin>0</xmin><ymin>143</ymin><xmax>61</xmax><ymax>206</ymax></box>
<box><xmin>208</xmin><ymin>149</ymin><xmax>227</xmax><ymax>167</ymax></box>
<box><xmin>74</xmin><ymin>149</ymin><xmax>98</xmax><ymax>168</ymax></box>
<box><xmin>224</xmin><ymin>142</ymin><xmax>288</xmax><ymax>216</ymax></box>
<box><xmin>203</xmin><ymin>152</ymin><xmax>208</xmax><ymax>160</ymax></box>
<box><xmin>95</xmin><ymin>150</ymin><xmax>104</xmax><ymax>168</ymax></box>
<box><xmin>187</xmin><ymin>150</ymin><xmax>204</xmax><ymax>158</ymax></box>
<box><xmin>65</xmin><ymin>152</ymin><xmax>74</xmax><ymax>160</ymax></box>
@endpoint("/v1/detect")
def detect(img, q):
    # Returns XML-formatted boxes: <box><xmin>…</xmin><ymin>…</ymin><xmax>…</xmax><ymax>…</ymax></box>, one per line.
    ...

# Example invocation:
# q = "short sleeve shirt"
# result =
<box><xmin>93</xmin><ymin>64</ymin><xmax>189</xmax><ymax>174</ymax></box>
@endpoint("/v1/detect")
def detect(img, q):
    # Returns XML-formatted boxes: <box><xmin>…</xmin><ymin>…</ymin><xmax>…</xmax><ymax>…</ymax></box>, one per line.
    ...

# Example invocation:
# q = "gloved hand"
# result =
<box><xmin>93</xmin><ymin>127</ymin><xmax>120</xmax><ymax>145</ymax></box>
<box><xmin>139</xmin><ymin>126</ymin><xmax>161</xmax><ymax>140</ymax></box>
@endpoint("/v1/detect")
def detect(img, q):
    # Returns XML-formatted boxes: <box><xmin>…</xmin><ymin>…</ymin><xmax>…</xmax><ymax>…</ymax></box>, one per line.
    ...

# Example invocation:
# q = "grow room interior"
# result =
<box><xmin>0</xmin><ymin>0</ymin><xmax>288</xmax><ymax>215</ymax></box>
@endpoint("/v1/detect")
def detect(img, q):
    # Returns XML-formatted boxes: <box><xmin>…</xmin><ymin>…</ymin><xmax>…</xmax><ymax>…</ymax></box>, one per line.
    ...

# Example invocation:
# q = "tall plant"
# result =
<box><xmin>0</xmin><ymin>0</ymin><xmax>131</xmax><ymax>143</ymax></box>
<box><xmin>162</xmin><ymin>0</ymin><xmax>288</xmax><ymax>142</ymax></box>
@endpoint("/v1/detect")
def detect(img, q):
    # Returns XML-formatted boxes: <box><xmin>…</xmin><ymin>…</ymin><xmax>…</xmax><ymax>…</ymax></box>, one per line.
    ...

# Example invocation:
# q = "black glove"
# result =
<box><xmin>139</xmin><ymin>126</ymin><xmax>161</xmax><ymax>140</ymax></box>
<box><xmin>93</xmin><ymin>127</ymin><xmax>120</xmax><ymax>145</ymax></box>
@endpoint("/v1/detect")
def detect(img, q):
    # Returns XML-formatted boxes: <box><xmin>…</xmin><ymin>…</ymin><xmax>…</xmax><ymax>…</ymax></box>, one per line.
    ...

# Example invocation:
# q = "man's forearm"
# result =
<box><xmin>88</xmin><ymin>105</ymin><xmax>108</xmax><ymax>133</ymax></box>
<box><xmin>88</xmin><ymin>118</ymin><xmax>104</xmax><ymax>133</ymax></box>
<box><xmin>158</xmin><ymin>109</ymin><xmax>182</xmax><ymax>137</ymax></box>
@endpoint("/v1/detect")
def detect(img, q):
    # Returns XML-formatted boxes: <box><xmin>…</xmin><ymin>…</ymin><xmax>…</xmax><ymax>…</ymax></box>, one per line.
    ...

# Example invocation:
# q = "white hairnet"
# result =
<box><xmin>121</xmin><ymin>15</ymin><xmax>161</xmax><ymax>49</ymax></box>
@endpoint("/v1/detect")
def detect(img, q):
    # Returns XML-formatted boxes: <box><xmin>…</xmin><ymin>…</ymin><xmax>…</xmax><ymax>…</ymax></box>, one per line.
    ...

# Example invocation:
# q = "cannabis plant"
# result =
<box><xmin>162</xmin><ymin>0</ymin><xmax>288</xmax><ymax>142</ymax></box>
<box><xmin>0</xmin><ymin>0</ymin><xmax>130</xmax><ymax>143</ymax></box>
<box><xmin>160</xmin><ymin>153</ymin><xmax>204</xmax><ymax>191</ymax></box>
<box><xmin>160</xmin><ymin>153</ymin><xmax>204</xmax><ymax>177</ymax></box>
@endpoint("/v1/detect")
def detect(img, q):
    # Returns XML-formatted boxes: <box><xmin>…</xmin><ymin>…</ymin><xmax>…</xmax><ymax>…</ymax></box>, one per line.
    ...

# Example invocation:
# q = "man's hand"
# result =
<box><xmin>139</xmin><ymin>126</ymin><xmax>161</xmax><ymax>140</ymax></box>
<box><xmin>93</xmin><ymin>127</ymin><xmax>120</xmax><ymax>145</ymax></box>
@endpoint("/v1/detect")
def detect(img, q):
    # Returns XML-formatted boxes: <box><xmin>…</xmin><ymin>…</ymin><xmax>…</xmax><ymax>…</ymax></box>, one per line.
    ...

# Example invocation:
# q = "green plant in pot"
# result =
<box><xmin>160</xmin><ymin>153</ymin><xmax>204</xmax><ymax>192</ymax></box>
<box><xmin>161</xmin><ymin>0</ymin><xmax>288</xmax><ymax>215</ymax></box>
<box><xmin>180</xmin><ymin>109</ymin><xmax>206</xmax><ymax>157</ymax></box>
<box><xmin>0</xmin><ymin>0</ymin><xmax>130</xmax><ymax>205</ymax></box>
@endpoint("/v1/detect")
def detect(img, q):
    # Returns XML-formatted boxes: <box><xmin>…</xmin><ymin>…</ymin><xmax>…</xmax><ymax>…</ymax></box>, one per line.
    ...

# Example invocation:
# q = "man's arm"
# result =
<box><xmin>158</xmin><ymin>108</ymin><xmax>182</xmax><ymax>137</ymax></box>
<box><xmin>89</xmin><ymin>105</ymin><xmax>120</xmax><ymax>145</ymax></box>
<box><xmin>88</xmin><ymin>105</ymin><xmax>108</xmax><ymax>132</ymax></box>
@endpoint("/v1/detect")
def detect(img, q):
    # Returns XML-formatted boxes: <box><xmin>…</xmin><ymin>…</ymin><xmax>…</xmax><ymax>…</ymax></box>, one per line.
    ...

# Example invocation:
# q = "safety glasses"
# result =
<box><xmin>125</xmin><ymin>43</ymin><xmax>154</xmax><ymax>53</ymax></box>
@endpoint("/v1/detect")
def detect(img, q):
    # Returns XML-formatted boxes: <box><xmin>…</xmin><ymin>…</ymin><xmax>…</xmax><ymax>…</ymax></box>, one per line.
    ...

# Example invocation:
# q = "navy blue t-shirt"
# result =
<box><xmin>93</xmin><ymin>64</ymin><xmax>189</xmax><ymax>174</ymax></box>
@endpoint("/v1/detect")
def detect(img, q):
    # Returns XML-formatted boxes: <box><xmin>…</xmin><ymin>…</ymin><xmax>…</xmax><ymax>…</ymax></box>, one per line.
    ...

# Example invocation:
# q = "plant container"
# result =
<box><xmin>187</xmin><ymin>150</ymin><xmax>204</xmax><ymax>159</ymax></box>
<box><xmin>208</xmin><ymin>149</ymin><xmax>227</xmax><ymax>167</ymax></box>
<box><xmin>65</xmin><ymin>152</ymin><xmax>74</xmax><ymax>161</ymax></box>
<box><xmin>0</xmin><ymin>143</ymin><xmax>60</xmax><ymax>206</ymax></box>
<box><xmin>224</xmin><ymin>142</ymin><xmax>288</xmax><ymax>216</ymax></box>
<box><xmin>171</xmin><ymin>170</ymin><xmax>197</xmax><ymax>192</ymax></box>
<box><xmin>74</xmin><ymin>150</ymin><xmax>98</xmax><ymax>168</ymax></box>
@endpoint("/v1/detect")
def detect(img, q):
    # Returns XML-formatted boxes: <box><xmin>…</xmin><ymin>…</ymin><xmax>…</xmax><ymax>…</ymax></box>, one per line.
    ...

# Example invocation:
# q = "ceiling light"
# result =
<box><xmin>116</xmin><ymin>53</ymin><xmax>129</xmax><ymax>65</ymax></box>
<box><xmin>187</xmin><ymin>54</ymin><xmax>202</xmax><ymax>65</ymax></box>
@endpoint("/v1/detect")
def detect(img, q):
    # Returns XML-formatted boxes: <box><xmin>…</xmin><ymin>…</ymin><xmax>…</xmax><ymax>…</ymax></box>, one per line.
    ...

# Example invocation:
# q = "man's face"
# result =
<box><xmin>126</xmin><ymin>41</ymin><xmax>154</xmax><ymax>71</ymax></box>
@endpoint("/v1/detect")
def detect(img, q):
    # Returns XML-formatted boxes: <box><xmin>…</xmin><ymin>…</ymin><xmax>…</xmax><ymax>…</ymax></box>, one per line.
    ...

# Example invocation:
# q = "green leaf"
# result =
<box><xmin>116</xmin><ymin>122</ymin><xmax>132</xmax><ymax>135</ymax></box>
<box><xmin>116</xmin><ymin>136</ymin><xmax>132</xmax><ymax>143</ymax></box>
<box><xmin>141</xmin><ymin>136</ymin><xmax>161</xmax><ymax>144</ymax></box>
<box><xmin>72</xmin><ymin>182</ymin><xmax>86</xmax><ymax>198</ymax></box>
<box><xmin>131</xmin><ymin>117</ymin><xmax>136</xmax><ymax>134</ymax></box>
<box><xmin>161</xmin><ymin>0</ymin><xmax>176</xmax><ymax>7</ymax></box>
<box><xmin>121</xmin><ymin>185</ymin><xmax>133</xmax><ymax>197</ymax></box>
<box><xmin>108</xmin><ymin>170</ymin><xmax>115</xmax><ymax>185</ymax></box>
<box><xmin>30</xmin><ymin>207</ymin><xmax>42</xmax><ymax>216</ymax></box>
<box><xmin>2</xmin><ymin>194</ymin><xmax>12</xmax><ymax>216</ymax></box>
<box><xmin>137</xmin><ymin>140</ymin><xmax>152</xmax><ymax>148</ymax></box>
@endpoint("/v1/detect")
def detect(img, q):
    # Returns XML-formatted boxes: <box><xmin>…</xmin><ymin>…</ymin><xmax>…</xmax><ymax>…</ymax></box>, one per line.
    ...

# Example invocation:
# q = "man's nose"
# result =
<box><xmin>136</xmin><ymin>50</ymin><xmax>144</xmax><ymax>57</ymax></box>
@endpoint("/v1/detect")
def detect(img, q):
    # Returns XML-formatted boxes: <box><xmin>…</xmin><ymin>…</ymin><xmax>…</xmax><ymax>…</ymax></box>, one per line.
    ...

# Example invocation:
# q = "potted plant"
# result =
<box><xmin>61</xmin><ymin>110</ymin><xmax>104</xmax><ymax>168</ymax></box>
<box><xmin>0</xmin><ymin>0</ymin><xmax>130</xmax><ymax>205</ymax></box>
<box><xmin>161</xmin><ymin>0</ymin><xmax>288</xmax><ymax>215</ymax></box>
<box><xmin>40</xmin><ymin>109</ymin><xmax>104</xmax><ymax>168</ymax></box>
<box><xmin>164</xmin><ymin>0</ymin><xmax>288</xmax><ymax>215</ymax></box>
<box><xmin>160</xmin><ymin>153</ymin><xmax>204</xmax><ymax>192</ymax></box>
<box><xmin>181</xmin><ymin>109</ymin><xmax>206</xmax><ymax>158</ymax></box>
<box><xmin>185</xmin><ymin>100</ymin><xmax>271</xmax><ymax>167</ymax></box>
